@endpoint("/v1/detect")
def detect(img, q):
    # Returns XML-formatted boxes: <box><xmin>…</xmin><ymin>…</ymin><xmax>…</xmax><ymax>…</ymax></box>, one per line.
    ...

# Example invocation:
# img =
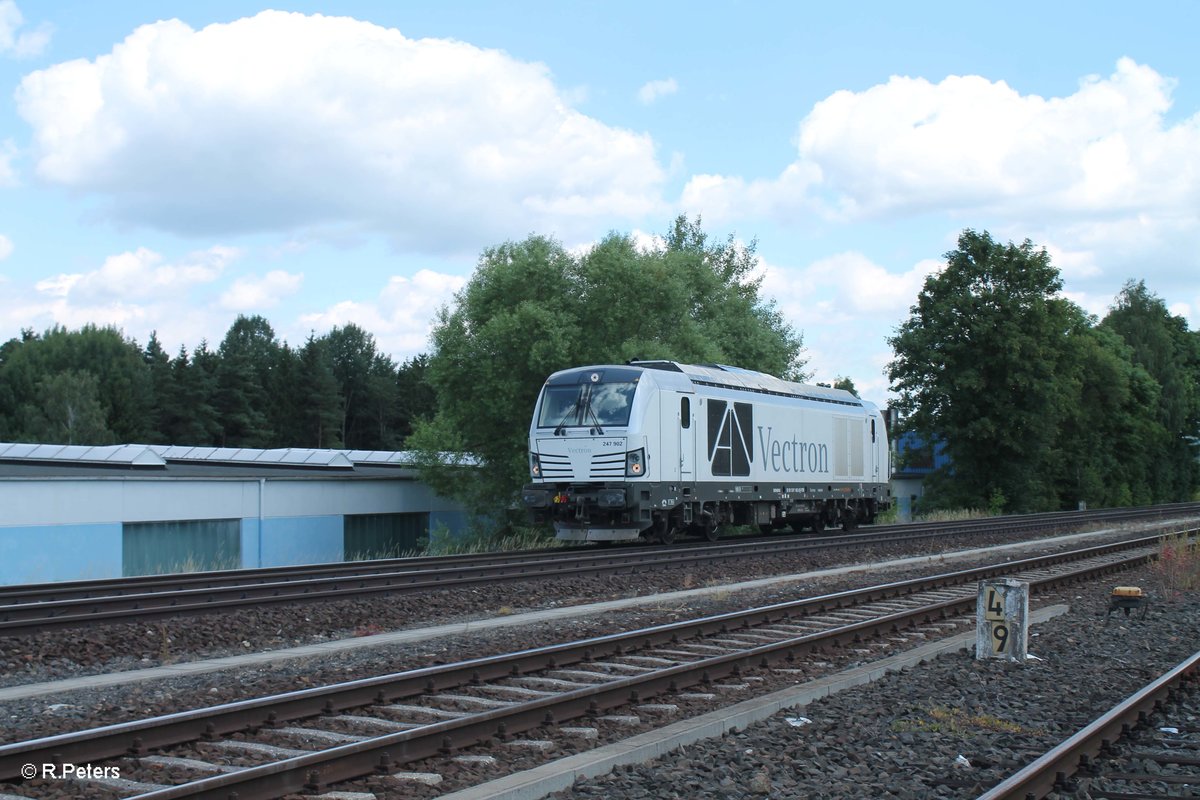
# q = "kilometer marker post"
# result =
<box><xmin>976</xmin><ymin>578</ymin><xmax>1029</xmax><ymax>662</ymax></box>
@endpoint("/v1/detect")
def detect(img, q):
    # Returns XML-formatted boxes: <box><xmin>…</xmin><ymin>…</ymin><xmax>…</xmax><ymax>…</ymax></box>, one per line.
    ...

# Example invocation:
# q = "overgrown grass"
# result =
<box><xmin>128</xmin><ymin>555</ymin><xmax>242</xmax><ymax>577</ymax></box>
<box><xmin>1149</xmin><ymin>532</ymin><xmax>1200</xmax><ymax>596</ymax></box>
<box><xmin>344</xmin><ymin>543</ymin><xmax>423</xmax><ymax>561</ymax></box>
<box><xmin>912</xmin><ymin>507</ymin><xmax>994</xmax><ymax>523</ymax></box>
<box><xmin>873</xmin><ymin>505</ymin><xmax>900</xmax><ymax>525</ymax></box>
<box><xmin>418</xmin><ymin>524</ymin><xmax>559</xmax><ymax>556</ymax></box>
<box><xmin>891</xmin><ymin>706</ymin><xmax>1036</xmax><ymax>736</ymax></box>
<box><xmin>880</xmin><ymin>504</ymin><xmax>996</xmax><ymax>525</ymax></box>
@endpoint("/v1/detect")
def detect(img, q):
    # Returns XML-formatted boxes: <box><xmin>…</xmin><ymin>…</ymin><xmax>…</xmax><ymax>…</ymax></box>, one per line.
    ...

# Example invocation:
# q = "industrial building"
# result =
<box><xmin>890</xmin><ymin>432</ymin><xmax>949</xmax><ymax>520</ymax></box>
<box><xmin>0</xmin><ymin>443</ymin><xmax>471</xmax><ymax>585</ymax></box>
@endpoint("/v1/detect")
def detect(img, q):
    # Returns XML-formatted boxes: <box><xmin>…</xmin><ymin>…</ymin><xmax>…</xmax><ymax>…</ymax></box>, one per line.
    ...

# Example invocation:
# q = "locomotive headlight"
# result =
<box><xmin>529</xmin><ymin>452</ymin><xmax>541</xmax><ymax>478</ymax></box>
<box><xmin>625</xmin><ymin>448</ymin><xmax>645</xmax><ymax>477</ymax></box>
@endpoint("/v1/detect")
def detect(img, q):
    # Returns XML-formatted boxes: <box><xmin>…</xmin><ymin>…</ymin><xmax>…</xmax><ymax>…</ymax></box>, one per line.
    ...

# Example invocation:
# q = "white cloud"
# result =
<box><xmin>683</xmin><ymin>59</ymin><xmax>1200</xmax><ymax>226</ymax></box>
<box><xmin>0</xmin><ymin>1</ymin><xmax>51</xmax><ymax>57</ymax></box>
<box><xmin>3</xmin><ymin>246</ymin><xmax>239</xmax><ymax>352</ymax></box>
<box><xmin>629</xmin><ymin>228</ymin><xmax>666</xmax><ymax>253</ymax></box>
<box><xmin>0</xmin><ymin>239</ymin><xmax>459</xmax><ymax>362</ymax></box>
<box><xmin>758</xmin><ymin>251</ymin><xmax>939</xmax><ymax>324</ymax></box>
<box><xmin>1042</xmin><ymin>241</ymin><xmax>1101</xmax><ymax>281</ymax></box>
<box><xmin>0</xmin><ymin>139</ymin><xmax>16</xmax><ymax>186</ymax></box>
<box><xmin>750</xmin><ymin>251</ymin><xmax>944</xmax><ymax>398</ymax></box>
<box><xmin>1168</xmin><ymin>301</ymin><xmax>1196</xmax><ymax>330</ymax></box>
<box><xmin>220</xmin><ymin>270</ymin><xmax>304</xmax><ymax>311</ymax></box>
<box><xmin>567</xmin><ymin>228</ymin><xmax>665</xmax><ymax>259</ymax></box>
<box><xmin>638</xmin><ymin>77</ymin><xmax>678</xmax><ymax>105</ymax></box>
<box><xmin>299</xmin><ymin>268</ymin><xmax>467</xmax><ymax>357</ymax></box>
<box><xmin>40</xmin><ymin>246</ymin><xmax>238</xmax><ymax>303</ymax></box>
<box><xmin>16</xmin><ymin>11</ymin><xmax>666</xmax><ymax>250</ymax></box>
<box><xmin>0</xmin><ymin>233</ymin><xmax>11</xmax><ymax>260</ymax></box>
<box><xmin>682</xmin><ymin>162</ymin><xmax>824</xmax><ymax>222</ymax></box>
<box><xmin>681</xmin><ymin>59</ymin><xmax>1200</xmax><ymax>315</ymax></box>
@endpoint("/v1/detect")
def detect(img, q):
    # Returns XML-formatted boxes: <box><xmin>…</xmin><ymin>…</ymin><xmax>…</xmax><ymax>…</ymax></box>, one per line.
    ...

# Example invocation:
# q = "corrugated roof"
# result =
<box><xmin>0</xmin><ymin>443</ymin><xmax>480</xmax><ymax>476</ymax></box>
<box><xmin>147</xmin><ymin>445</ymin><xmax>355</xmax><ymax>468</ymax></box>
<box><xmin>341</xmin><ymin>450</ymin><xmax>419</xmax><ymax>466</ymax></box>
<box><xmin>0</xmin><ymin>442</ymin><xmax>165</xmax><ymax>466</ymax></box>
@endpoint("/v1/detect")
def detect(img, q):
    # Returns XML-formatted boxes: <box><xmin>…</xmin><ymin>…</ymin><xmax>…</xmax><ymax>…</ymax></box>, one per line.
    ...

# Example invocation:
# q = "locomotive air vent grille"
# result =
<box><xmin>538</xmin><ymin>453</ymin><xmax>574</xmax><ymax>479</ymax></box>
<box><xmin>589</xmin><ymin>452</ymin><xmax>625</xmax><ymax>479</ymax></box>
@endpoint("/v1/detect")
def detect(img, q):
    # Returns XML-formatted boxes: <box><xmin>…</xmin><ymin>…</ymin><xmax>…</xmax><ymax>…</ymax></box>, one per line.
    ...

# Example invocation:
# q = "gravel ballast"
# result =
<box><xmin>0</xmin><ymin>523</ymin><xmax>1196</xmax><ymax>800</ymax></box>
<box><xmin>0</xmin><ymin>525</ymin><xmax>1173</xmax><ymax>689</ymax></box>
<box><xmin>547</xmin><ymin>577</ymin><xmax>1199</xmax><ymax>800</ymax></box>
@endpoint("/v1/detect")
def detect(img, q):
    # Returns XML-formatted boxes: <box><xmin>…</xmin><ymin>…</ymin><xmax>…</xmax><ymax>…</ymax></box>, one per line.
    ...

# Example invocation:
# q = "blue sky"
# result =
<box><xmin>1</xmin><ymin>2</ymin><xmax>1197</xmax><ymax>401</ymax></box>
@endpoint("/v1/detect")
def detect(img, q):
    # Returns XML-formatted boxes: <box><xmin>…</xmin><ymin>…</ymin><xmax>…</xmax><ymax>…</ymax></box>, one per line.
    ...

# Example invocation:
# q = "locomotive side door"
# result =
<box><xmin>677</xmin><ymin>392</ymin><xmax>696</xmax><ymax>481</ymax></box>
<box><xmin>870</xmin><ymin>415</ymin><xmax>880</xmax><ymax>480</ymax></box>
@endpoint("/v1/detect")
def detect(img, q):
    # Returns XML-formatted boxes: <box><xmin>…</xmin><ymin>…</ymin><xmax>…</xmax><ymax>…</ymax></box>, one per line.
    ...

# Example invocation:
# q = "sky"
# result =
<box><xmin>1</xmin><ymin>1</ymin><xmax>1197</xmax><ymax>403</ymax></box>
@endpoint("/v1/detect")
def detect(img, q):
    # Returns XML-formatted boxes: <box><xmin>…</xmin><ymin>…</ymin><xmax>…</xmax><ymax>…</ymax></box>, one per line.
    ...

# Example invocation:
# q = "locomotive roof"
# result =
<box><xmin>632</xmin><ymin>361</ymin><xmax>864</xmax><ymax>407</ymax></box>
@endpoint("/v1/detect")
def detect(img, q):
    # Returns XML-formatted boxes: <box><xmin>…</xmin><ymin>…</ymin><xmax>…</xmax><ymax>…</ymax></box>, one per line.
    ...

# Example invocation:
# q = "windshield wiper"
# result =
<box><xmin>582</xmin><ymin>392</ymin><xmax>605</xmax><ymax>435</ymax></box>
<box><xmin>553</xmin><ymin>392</ymin><xmax>582</xmax><ymax>436</ymax></box>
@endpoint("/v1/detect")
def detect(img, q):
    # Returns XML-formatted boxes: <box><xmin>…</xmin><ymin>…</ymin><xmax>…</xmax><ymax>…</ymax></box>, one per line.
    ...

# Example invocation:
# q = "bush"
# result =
<box><xmin>1150</xmin><ymin>532</ymin><xmax>1200</xmax><ymax>597</ymax></box>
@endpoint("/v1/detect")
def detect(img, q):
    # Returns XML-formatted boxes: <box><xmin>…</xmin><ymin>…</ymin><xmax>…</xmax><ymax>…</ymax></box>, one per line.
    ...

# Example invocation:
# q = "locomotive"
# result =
<box><xmin>521</xmin><ymin>361</ymin><xmax>891</xmax><ymax>543</ymax></box>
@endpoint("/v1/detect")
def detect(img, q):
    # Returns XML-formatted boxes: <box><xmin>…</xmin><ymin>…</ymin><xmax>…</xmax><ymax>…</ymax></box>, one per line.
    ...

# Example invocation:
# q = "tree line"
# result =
<box><xmin>0</xmin><ymin>317</ymin><xmax>434</xmax><ymax>450</ymax></box>
<box><xmin>409</xmin><ymin>220</ymin><xmax>1198</xmax><ymax>519</ymax></box>
<box><xmin>3</xmin><ymin>219</ymin><xmax>1196</xmax><ymax>522</ymax></box>
<box><xmin>888</xmin><ymin>229</ymin><xmax>1200</xmax><ymax>512</ymax></box>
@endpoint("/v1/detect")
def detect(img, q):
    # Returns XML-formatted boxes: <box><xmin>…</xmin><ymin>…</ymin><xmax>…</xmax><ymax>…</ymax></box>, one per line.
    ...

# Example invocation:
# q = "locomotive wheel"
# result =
<box><xmin>653</xmin><ymin>515</ymin><xmax>676</xmax><ymax>544</ymax></box>
<box><xmin>811</xmin><ymin>512</ymin><xmax>825</xmax><ymax>533</ymax></box>
<box><xmin>788</xmin><ymin>521</ymin><xmax>806</xmax><ymax>534</ymax></box>
<box><xmin>758</xmin><ymin>523</ymin><xmax>775</xmax><ymax>535</ymax></box>
<box><xmin>700</xmin><ymin>519</ymin><xmax>720</xmax><ymax>542</ymax></box>
<box><xmin>841</xmin><ymin>509</ymin><xmax>858</xmax><ymax>532</ymax></box>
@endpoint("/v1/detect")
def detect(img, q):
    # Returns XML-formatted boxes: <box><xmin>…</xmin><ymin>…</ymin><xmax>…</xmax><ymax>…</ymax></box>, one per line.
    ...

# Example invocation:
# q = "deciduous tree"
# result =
<box><xmin>887</xmin><ymin>230</ymin><xmax>1081</xmax><ymax>511</ymax></box>
<box><xmin>1100</xmin><ymin>281</ymin><xmax>1200</xmax><ymax>501</ymax></box>
<box><xmin>411</xmin><ymin>216</ymin><xmax>807</xmax><ymax>519</ymax></box>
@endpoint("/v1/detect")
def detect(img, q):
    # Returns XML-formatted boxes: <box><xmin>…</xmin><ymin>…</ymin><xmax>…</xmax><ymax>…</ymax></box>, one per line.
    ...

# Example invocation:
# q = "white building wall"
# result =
<box><xmin>0</xmin><ymin>477</ymin><xmax>452</xmax><ymax>525</ymax></box>
<box><xmin>0</xmin><ymin>475</ymin><xmax>471</xmax><ymax>584</ymax></box>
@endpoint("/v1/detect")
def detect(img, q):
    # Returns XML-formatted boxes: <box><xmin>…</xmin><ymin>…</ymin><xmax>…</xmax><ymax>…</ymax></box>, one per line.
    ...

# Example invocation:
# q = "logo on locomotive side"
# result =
<box><xmin>707</xmin><ymin>400</ymin><xmax>753</xmax><ymax>476</ymax></box>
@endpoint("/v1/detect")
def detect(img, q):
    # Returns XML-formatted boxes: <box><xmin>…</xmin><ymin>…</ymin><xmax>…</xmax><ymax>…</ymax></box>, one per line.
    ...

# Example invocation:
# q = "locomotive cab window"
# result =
<box><xmin>681</xmin><ymin>396</ymin><xmax>690</xmax><ymax>428</ymax></box>
<box><xmin>537</xmin><ymin>380</ymin><xmax>638</xmax><ymax>428</ymax></box>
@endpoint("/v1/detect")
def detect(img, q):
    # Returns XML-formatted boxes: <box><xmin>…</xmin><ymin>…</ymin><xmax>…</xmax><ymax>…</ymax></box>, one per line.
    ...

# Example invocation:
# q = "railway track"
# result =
<box><xmin>0</xmin><ymin>504</ymin><xmax>1194</xmax><ymax>636</ymax></box>
<box><xmin>978</xmin><ymin>648</ymin><xmax>1200</xmax><ymax>799</ymax></box>
<box><xmin>0</xmin><ymin>534</ymin><xmax>1168</xmax><ymax>799</ymax></box>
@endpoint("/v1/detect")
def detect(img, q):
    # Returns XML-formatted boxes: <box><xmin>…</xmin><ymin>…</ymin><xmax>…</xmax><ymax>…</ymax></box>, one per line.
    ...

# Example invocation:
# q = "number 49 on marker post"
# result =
<box><xmin>976</xmin><ymin>578</ymin><xmax>1029</xmax><ymax>662</ymax></box>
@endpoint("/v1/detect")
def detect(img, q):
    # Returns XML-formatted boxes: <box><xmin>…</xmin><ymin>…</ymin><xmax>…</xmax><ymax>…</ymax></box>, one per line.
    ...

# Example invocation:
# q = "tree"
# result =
<box><xmin>325</xmin><ymin>324</ymin><xmax>399</xmax><ymax>449</ymax></box>
<box><xmin>158</xmin><ymin>344</ymin><xmax>222</xmax><ymax>445</ymax></box>
<box><xmin>832</xmin><ymin>377</ymin><xmax>858</xmax><ymax>396</ymax></box>
<box><xmin>29</xmin><ymin>370</ymin><xmax>113</xmax><ymax>444</ymax></box>
<box><xmin>411</xmin><ymin>216</ymin><xmax>807</xmax><ymax>520</ymax></box>
<box><xmin>393</xmin><ymin>354</ymin><xmax>436</xmax><ymax>444</ymax></box>
<box><xmin>1100</xmin><ymin>281</ymin><xmax>1200</xmax><ymax>501</ymax></box>
<box><xmin>0</xmin><ymin>325</ymin><xmax>151</xmax><ymax>444</ymax></box>
<box><xmin>143</xmin><ymin>332</ymin><xmax>172</xmax><ymax>443</ymax></box>
<box><xmin>887</xmin><ymin>230</ymin><xmax>1084</xmax><ymax>511</ymax></box>
<box><xmin>214</xmin><ymin>315</ymin><xmax>278</xmax><ymax>447</ymax></box>
<box><xmin>1049</xmin><ymin>325</ymin><xmax>1165</xmax><ymax>508</ymax></box>
<box><xmin>298</xmin><ymin>334</ymin><xmax>343</xmax><ymax>448</ymax></box>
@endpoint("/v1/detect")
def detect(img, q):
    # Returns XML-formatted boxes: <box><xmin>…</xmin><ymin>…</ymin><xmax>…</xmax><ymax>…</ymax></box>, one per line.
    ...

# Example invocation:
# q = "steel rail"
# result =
<box><xmin>1</xmin><ymin>506</ymin><xmax>1192</xmax><ymax>636</ymax></box>
<box><xmin>118</xmin><ymin>539</ymin><xmax>1164</xmax><ymax>800</ymax></box>
<box><xmin>975</xmin><ymin>649</ymin><xmax>1200</xmax><ymax>800</ymax></box>
<box><xmin>0</xmin><ymin>534</ymin><xmax>1163</xmax><ymax>785</ymax></box>
<box><xmin>1</xmin><ymin>503</ymin><xmax>1191</xmax><ymax>604</ymax></box>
